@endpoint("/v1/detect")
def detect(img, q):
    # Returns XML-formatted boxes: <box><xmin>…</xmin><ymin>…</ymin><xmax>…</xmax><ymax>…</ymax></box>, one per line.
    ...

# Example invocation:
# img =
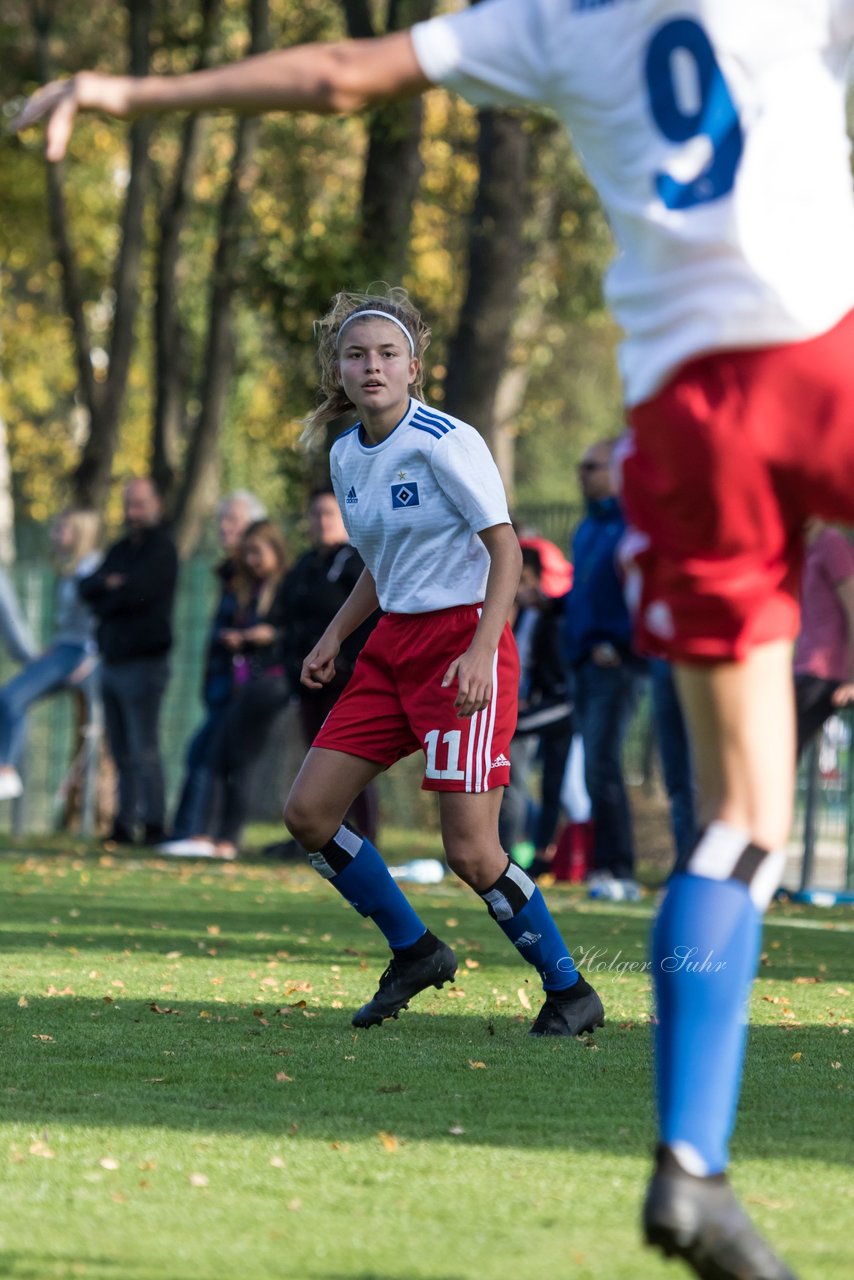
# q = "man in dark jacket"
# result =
<box><xmin>80</xmin><ymin>477</ymin><xmax>178</xmax><ymax>844</ymax></box>
<box><xmin>564</xmin><ymin>439</ymin><xmax>645</xmax><ymax>899</ymax></box>
<box><xmin>282</xmin><ymin>487</ymin><xmax>379</xmax><ymax>840</ymax></box>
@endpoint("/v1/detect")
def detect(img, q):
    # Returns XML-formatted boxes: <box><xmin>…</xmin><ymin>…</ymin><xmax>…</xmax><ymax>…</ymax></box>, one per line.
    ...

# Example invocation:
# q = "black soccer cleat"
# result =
<box><xmin>643</xmin><ymin>1147</ymin><xmax>799</xmax><ymax>1279</ymax></box>
<box><xmin>528</xmin><ymin>984</ymin><xmax>605</xmax><ymax>1037</ymax></box>
<box><xmin>351</xmin><ymin>941</ymin><xmax>457</xmax><ymax>1028</ymax></box>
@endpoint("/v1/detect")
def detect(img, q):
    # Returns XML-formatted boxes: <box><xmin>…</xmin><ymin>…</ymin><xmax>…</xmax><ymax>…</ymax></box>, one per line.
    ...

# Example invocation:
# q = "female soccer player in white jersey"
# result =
<box><xmin>280</xmin><ymin>288</ymin><xmax>603</xmax><ymax>1039</ymax></box>
<box><xmin>18</xmin><ymin>2</ymin><xmax>854</xmax><ymax>1275</ymax></box>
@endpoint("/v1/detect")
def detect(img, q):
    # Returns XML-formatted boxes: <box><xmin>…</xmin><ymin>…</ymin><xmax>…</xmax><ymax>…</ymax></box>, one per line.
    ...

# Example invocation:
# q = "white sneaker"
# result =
<box><xmin>0</xmin><ymin>770</ymin><xmax>23</xmax><ymax>801</ymax></box>
<box><xmin>590</xmin><ymin>877</ymin><xmax>643</xmax><ymax>902</ymax></box>
<box><xmin>157</xmin><ymin>837</ymin><xmax>216</xmax><ymax>857</ymax></box>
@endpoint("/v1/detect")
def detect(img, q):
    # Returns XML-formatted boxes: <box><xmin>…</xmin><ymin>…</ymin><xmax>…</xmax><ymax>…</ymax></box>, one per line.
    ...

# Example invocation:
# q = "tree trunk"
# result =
<box><xmin>31</xmin><ymin>0</ymin><xmax>154</xmax><ymax>512</ymax></box>
<box><xmin>443</xmin><ymin>109</ymin><xmax>530</xmax><ymax>477</ymax></box>
<box><xmin>344</xmin><ymin>1</ymin><xmax>435</xmax><ymax>284</ymax></box>
<box><xmin>151</xmin><ymin>0</ymin><xmax>222</xmax><ymax>504</ymax></box>
<box><xmin>169</xmin><ymin>0</ymin><xmax>270</xmax><ymax>556</ymax></box>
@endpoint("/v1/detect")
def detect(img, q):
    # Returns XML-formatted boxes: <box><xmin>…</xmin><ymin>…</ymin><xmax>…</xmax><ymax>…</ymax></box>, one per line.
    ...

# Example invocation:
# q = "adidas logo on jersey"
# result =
<box><xmin>345</xmin><ymin>486</ymin><xmax>358</xmax><ymax>504</ymax></box>
<box><xmin>514</xmin><ymin>930</ymin><xmax>543</xmax><ymax>950</ymax></box>
<box><xmin>491</xmin><ymin>753</ymin><xmax>511</xmax><ymax>768</ymax></box>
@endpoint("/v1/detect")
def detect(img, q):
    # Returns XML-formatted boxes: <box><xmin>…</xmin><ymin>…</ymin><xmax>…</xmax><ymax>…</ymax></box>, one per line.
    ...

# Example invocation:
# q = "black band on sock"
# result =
<box><xmin>308</xmin><ymin>824</ymin><xmax>363</xmax><ymax>879</ymax></box>
<box><xmin>731</xmin><ymin>842</ymin><xmax>769</xmax><ymax>886</ymax></box>
<box><xmin>392</xmin><ymin>929</ymin><xmax>438</xmax><ymax>962</ymax></box>
<box><xmin>481</xmin><ymin>860</ymin><xmax>535</xmax><ymax>922</ymax></box>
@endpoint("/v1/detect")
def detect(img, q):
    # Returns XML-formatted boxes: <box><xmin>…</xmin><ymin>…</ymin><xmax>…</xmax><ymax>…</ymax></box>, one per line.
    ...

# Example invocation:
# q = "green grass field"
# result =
<box><xmin>0</xmin><ymin>831</ymin><xmax>851</xmax><ymax>1280</ymax></box>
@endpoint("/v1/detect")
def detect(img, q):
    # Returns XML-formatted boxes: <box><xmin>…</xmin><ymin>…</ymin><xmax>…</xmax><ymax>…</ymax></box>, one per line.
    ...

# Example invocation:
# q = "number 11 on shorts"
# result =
<box><xmin>424</xmin><ymin>729</ymin><xmax>465</xmax><ymax>781</ymax></box>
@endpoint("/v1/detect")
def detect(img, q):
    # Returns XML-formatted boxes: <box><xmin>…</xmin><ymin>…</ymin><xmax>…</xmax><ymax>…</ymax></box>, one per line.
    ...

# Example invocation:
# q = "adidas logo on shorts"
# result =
<box><xmin>491</xmin><ymin>753</ymin><xmax>511</xmax><ymax>768</ymax></box>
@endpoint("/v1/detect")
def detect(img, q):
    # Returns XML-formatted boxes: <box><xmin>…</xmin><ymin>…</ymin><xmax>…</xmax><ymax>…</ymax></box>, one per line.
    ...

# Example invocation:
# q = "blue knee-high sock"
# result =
<box><xmin>481</xmin><ymin>860</ymin><xmax>580</xmax><ymax>992</ymax></box>
<box><xmin>653</xmin><ymin>821</ymin><xmax>784</xmax><ymax>1174</ymax></box>
<box><xmin>309</xmin><ymin>825</ymin><xmax>428</xmax><ymax>951</ymax></box>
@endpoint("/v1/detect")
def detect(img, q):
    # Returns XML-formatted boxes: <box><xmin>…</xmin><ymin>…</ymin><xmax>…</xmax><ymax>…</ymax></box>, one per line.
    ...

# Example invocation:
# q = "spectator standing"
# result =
<box><xmin>564</xmin><ymin>439</ymin><xmax>645</xmax><ymax>900</ymax></box>
<box><xmin>648</xmin><ymin>658</ymin><xmax>697</xmax><ymax>872</ymax></box>
<box><xmin>0</xmin><ymin>566</ymin><xmax>37</xmax><ymax>668</ymax></box>
<box><xmin>160</xmin><ymin>489</ymin><xmax>266</xmax><ymax>855</ymax></box>
<box><xmin>79</xmin><ymin>478</ymin><xmax>177</xmax><ymax>845</ymax></box>
<box><xmin>281</xmin><ymin>487</ymin><xmax>379</xmax><ymax>844</ymax></box>
<box><xmin>199</xmin><ymin>518</ymin><xmax>291</xmax><ymax>859</ymax></box>
<box><xmin>499</xmin><ymin>545</ymin><xmax>573</xmax><ymax>878</ymax></box>
<box><xmin>793</xmin><ymin>520</ymin><xmax>854</xmax><ymax>756</ymax></box>
<box><xmin>0</xmin><ymin>510</ymin><xmax>102</xmax><ymax>800</ymax></box>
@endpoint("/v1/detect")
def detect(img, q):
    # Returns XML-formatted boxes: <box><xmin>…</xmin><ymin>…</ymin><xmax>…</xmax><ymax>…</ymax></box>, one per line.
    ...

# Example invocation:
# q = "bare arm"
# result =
<box><xmin>12</xmin><ymin>32</ymin><xmax>431</xmax><ymax>162</ymax></box>
<box><xmin>301</xmin><ymin>567</ymin><xmax>380</xmax><ymax>690</ymax></box>
<box><xmin>442</xmin><ymin>523</ymin><xmax>522</xmax><ymax>718</ymax></box>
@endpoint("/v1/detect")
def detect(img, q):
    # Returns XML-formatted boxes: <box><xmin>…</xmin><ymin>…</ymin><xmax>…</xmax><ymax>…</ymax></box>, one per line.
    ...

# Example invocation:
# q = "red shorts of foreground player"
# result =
<box><xmin>313</xmin><ymin>604</ymin><xmax>519</xmax><ymax>792</ymax></box>
<box><xmin>621</xmin><ymin>307</ymin><xmax>854</xmax><ymax>664</ymax></box>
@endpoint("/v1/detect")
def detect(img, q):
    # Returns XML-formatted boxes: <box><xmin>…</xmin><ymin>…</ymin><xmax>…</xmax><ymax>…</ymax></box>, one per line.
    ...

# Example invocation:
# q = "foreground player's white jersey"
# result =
<box><xmin>329</xmin><ymin>399</ymin><xmax>510</xmax><ymax>614</ymax></box>
<box><xmin>412</xmin><ymin>0</ymin><xmax>854</xmax><ymax>405</ymax></box>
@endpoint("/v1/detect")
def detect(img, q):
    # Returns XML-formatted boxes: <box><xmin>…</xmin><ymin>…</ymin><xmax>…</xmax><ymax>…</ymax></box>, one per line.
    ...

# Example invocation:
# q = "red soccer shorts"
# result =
<box><xmin>620</xmin><ymin>308</ymin><xmax>854</xmax><ymax>663</ymax></box>
<box><xmin>312</xmin><ymin>604</ymin><xmax>519</xmax><ymax>792</ymax></box>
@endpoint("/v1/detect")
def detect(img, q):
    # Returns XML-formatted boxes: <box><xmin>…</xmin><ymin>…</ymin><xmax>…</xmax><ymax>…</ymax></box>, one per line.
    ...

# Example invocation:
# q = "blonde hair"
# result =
<box><xmin>302</xmin><ymin>286</ymin><xmax>431</xmax><ymax>446</ymax></box>
<box><xmin>237</xmin><ymin>518</ymin><xmax>289</xmax><ymax>616</ymax></box>
<box><xmin>54</xmin><ymin>509</ymin><xmax>101</xmax><ymax>575</ymax></box>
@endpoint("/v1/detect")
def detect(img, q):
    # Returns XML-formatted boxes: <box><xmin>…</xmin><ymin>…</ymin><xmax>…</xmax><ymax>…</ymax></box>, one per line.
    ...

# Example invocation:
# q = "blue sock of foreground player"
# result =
<box><xmin>654</xmin><ymin>821</ymin><xmax>785</xmax><ymax>1174</ymax></box>
<box><xmin>308</xmin><ymin>824</ymin><xmax>428</xmax><ymax>951</ymax></box>
<box><xmin>480</xmin><ymin>859</ymin><xmax>582</xmax><ymax>992</ymax></box>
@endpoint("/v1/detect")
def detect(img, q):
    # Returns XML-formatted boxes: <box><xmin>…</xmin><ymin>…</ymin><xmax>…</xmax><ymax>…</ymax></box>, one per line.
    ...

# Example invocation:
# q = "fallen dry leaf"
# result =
<box><xmin>275</xmin><ymin>1072</ymin><xmax>293</xmax><ymax>1083</ymax></box>
<box><xmin>288</xmin><ymin>1197</ymin><xmax>302</xmax><ymax>1212</ymax></box>
<box><xmin>28</xmin><ymin>1140</ymin><xmax>54</xmax><ymax>1159</ymax></box>
<box><xmin>791</xmin><ymin>1052</ymin><xmax>803</xmax><ymax>1062</ymax></box>
<box><xmin>189</xmin><ymin>1172</ymin><xmax>209</xmax><ymax>1188</ymax></box>
<box><xmin>517</xmin><ymin>988</ymin><xmax>532</xmax><ymax>1011</ymax></box>
<box><xmin>270</xmin><ymin>1156</ymin><xmax>285</xmax><ymax>1169</ymax></box>
<box><xmin>99</xmin><ymin>1157</ymin><xmax>120</xmax><ymax>1171</ymax></box>
<box><xmin>378</xmin><ymin>1131</ymin><xmax>398</xmax><ymax>1153</ymax></box>
<box><xmin>149</xmin><ymin>1003</ymin><xmax>181</xmax><ymax>1016</ymax></box>
<box><xmin>464</xmin><ymin>959</ymin><xmax>480</xmax><ymax>970</ymax></box>
<box><xmin>17</xmin><ymin>997</ymin><xmax>28</xmax><ymax>1009</ymax></box>
<box><xmin>32</xmin><ymin>1034</ymin><xmax>54</xmax><ymax>1043</ymax></box>
<box><xmin>468</xmin><ymin>1060</ymin><xmax>487</xmax><ymax>1070</ymax></box>
<box><xmin>448</xmin><ymin>1126</ymin><xmax>465</xmax><ymax>1136</ymax></box>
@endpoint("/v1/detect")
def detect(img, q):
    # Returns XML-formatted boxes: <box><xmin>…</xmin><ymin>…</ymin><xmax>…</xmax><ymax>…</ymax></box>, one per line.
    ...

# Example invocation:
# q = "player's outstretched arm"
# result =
<box><xmin>11</xmin><ymin>31</ymin><xmax>431</xmax><ymax>162</ymax></box>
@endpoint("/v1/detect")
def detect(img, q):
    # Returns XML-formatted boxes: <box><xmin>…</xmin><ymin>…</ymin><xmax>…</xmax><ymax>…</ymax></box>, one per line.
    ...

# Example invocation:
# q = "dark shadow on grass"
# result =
<box><xmin>2</xmin><ymin>887</ymin><xmax>851</xmax><ymax>984</ymax></box>
<box><xmin>0</xmin><ymin>995</ymin><xmax>849</xmax><ymax>1168</ymax></box>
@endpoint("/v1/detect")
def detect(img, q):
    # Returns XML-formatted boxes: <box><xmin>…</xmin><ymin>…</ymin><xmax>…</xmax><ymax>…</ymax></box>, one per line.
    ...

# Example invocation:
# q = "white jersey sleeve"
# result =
<box><xmin>411</xmin><ymin>0</ymin><xmax>554</xmax><ymax>109</ymax></box>
<box><xmin>832</xmin><ymin>0</ymin><xmax>854</xmax><ymax>41</ymax></box>
<box><xmin>429</xmin><ymin>425</ymin><xmax>511</xmax><ymax>535</ymax></box>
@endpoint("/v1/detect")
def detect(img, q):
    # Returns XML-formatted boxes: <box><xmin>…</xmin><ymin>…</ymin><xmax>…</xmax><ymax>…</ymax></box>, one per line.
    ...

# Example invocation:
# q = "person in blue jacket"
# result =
<box><xmin>564</xmin><ymin>438</ymin><xmax>645</xmax><ymax>900</ymax></box>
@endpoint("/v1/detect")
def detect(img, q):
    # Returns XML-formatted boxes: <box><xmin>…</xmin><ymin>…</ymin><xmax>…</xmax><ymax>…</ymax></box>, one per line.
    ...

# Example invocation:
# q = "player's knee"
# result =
<box><xmin>282</xmin><ymin>790</ymin><xmax>324</xmax><ymax>850</ymax></box>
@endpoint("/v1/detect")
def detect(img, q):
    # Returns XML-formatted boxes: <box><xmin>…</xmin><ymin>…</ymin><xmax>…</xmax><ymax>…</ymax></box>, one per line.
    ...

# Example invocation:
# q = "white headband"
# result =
<box><xmin>337</xmin><ymin>309</ymin><xmax>415</xmax><ymax>355</ymax></box>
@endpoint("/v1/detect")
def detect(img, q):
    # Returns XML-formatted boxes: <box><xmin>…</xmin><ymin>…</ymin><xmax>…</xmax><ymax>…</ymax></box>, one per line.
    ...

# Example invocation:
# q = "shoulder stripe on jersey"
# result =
<box><xmin>412</xmin><ymin>421</ymin><xmax>444</xmax><ymax>440</ymax></box>
<box><xmin>413</xmin><ymin>406</ymin><xmax>456</xmax><ymax>432</ymax></box>
<box><xmin>411</xmin><ymin>411</ymin><xmax>449</xmax><ymax>436</ymax></box>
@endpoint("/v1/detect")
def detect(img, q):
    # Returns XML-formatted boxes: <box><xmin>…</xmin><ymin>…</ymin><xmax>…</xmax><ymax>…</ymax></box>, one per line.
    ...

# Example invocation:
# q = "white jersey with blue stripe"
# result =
<box><xmin>412</xmin><ymin>0</ymin><xmax>854</xmax><ymax>406</ymax></box>
<box><xmin>329</xmin><ymin>399</ymin><xmax>511</xmax><ymax>614</ymax></box>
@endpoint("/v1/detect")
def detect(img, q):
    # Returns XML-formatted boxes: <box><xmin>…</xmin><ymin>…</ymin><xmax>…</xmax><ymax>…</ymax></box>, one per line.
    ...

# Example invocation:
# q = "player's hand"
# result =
<box><xmin>832</xmin><ymin>681</ymin><xmax>854</xmax><ymax>707</ymax></box>
<box><xmin>441</xmin><ymin>647</ymin><xmax>494</xmax><ymax>719</ymax></box>
<box><xmin>10</xmin><ymin>73</ymin><xmax>134</xmax><ymax>163</ymax></box>
<box><xmin>301</xmin><ymin>635</ymin><xmax>340</xmax><ymax>690</ymax></box>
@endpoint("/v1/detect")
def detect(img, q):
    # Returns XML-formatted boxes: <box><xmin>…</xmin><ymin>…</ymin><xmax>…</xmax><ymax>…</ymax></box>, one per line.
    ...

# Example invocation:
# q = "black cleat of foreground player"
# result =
<box><xmin>528</xmin><ymin>982</ymin><xmax>605</xmax><ymax>1037</ymax></box>
<box><xmin>643</xmin><ymin>1147</ymin><xmax>798</xmax><ymax>1279</ymax></box>
<box><xmin>352</xmin><ymin>940</ymin><xmax>457</xmax><ymax>1028</ymax></box>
